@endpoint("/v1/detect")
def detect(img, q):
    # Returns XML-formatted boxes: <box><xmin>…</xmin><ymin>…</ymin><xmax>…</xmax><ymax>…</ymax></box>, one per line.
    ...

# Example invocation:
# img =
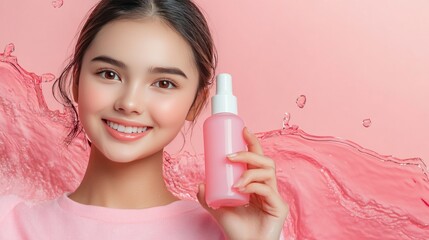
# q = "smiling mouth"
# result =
<box><xmin>103</xmin><ymin>120</ymin><xmax>151</xmax><ymax>134</ymax></box>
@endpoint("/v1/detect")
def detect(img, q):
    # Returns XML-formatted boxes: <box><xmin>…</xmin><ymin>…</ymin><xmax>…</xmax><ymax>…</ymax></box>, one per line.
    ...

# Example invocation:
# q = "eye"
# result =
<box><xmin>153</xmin><ymin>79</ymin><xmax>177</xmax><ymax>89</ymax></box>
<box><xmin>97</xmin><ymin>70</ymin><xmax>120</xmax><ymax>81</ymax></box>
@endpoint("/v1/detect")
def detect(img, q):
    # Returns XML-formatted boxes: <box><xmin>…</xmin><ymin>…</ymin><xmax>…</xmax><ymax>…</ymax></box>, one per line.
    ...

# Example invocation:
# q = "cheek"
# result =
<box><xmin>149</xmin><ymin>92</ymin><xmax>195</xmax><ymax>126</ymax></box>
<box><xmin>77</xmin><ymin>77</ymin><xmax>111</xmax><ymax>117</ymax></box>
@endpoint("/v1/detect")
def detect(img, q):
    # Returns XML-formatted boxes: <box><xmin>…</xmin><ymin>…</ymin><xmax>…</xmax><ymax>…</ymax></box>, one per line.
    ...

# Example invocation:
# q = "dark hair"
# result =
<box><xmin>53</xmin><ymin>0</ymin><xmax>217</xmax><ymax>144</ymax></box>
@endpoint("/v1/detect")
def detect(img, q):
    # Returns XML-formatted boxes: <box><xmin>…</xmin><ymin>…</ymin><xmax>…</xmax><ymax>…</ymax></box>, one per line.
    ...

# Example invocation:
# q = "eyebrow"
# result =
<box><xmin>149</xmin><ymin>67</ymin><xmax>188</xmax><ymax>79</ymax></box>
<box><xmin>91</xmin><ymin>55</ymin><xmax>188</xmax><ymax>79</ymax></box>
<box><xmin>91</xmin><ymin>55</ymin><xmax>127</xmax><ymax>69</ymax></box>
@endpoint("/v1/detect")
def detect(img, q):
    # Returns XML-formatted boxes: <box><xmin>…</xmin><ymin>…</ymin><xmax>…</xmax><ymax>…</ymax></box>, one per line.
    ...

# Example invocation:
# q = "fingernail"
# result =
<box><xmin>245</xmin><ymin>127</ymin><xmax>251</xmax><ymax>134</ymax></box>
<box><xmin>233</xmin><ymin>179</ymin><xmax>244</xmax><ymax>188</ymax></box>
<box><xmin>233</xmin><ymin>185</ymin><xmax>246</xmax><ymax>192</ymax></box>
<box><xmin>227</xmin><ymin>153</ymin><xmax>237</xmax><ymax>159</ymax></box>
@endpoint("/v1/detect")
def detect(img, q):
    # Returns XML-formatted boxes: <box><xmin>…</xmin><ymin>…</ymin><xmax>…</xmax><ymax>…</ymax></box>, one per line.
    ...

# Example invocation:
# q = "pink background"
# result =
<box><xmin>1</xmin><ymin>0</ymin><xmax>428</xmax><ymax>163</ymax></box>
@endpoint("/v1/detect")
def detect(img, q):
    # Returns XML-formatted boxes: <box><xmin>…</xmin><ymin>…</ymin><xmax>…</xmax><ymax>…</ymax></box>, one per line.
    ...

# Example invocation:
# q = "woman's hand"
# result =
<box><xmin>197</xmin><ymin>127</ymin><xmax>288</xmax><ymax>240</ymax></box>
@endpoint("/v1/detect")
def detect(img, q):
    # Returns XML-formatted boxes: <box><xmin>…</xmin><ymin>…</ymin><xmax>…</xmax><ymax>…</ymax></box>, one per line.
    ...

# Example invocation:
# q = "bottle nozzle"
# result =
<box><xmin>216</xmin><ymin>73</ymin><xmax>233</xmax><ymax>95</ymax></box>
<box><xmin>212</xmin><ymin>73</ymin><xmax>238</xmax><ymax>115</ymax></box>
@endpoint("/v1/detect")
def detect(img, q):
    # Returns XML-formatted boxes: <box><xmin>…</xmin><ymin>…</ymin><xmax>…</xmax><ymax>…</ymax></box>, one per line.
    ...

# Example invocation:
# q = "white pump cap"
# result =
<box><xmin>211</xmin><ymin>73</ymin><xmax>238</xmax><ymax>115</ymax></box>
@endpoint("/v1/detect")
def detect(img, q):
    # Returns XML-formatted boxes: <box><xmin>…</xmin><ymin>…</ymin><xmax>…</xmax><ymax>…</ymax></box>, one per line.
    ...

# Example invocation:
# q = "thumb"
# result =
<box><xmin>197</xmin><ymin>183</ymin><xmax>215</xmax><ymax>214</ymax></box>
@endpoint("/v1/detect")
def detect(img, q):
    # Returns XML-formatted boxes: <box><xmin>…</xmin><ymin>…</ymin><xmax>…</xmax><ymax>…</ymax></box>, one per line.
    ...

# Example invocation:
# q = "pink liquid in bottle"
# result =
<box><xmin>203</xmin><ymin>73</ymin><xmax>249</xmax><ymax>208</ymax></box>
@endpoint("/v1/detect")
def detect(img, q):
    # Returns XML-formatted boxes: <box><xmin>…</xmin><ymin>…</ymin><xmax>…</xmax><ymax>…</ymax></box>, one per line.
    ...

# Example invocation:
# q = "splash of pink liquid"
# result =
<box><xmin>0</xmin><ymin>44</ymin><xmax>88</xmax><ymax>201</ymax></box>
<box><xmin>2</xmin><ymin>43</ymin><xmax>15</xmax><ymax>58</ymax></box>
<box><xmin>1</xmin><ymin>45</ymin><xmax>428</xmax><ymax>238</ymax></box>
<box><xmin>282</xmin><ymin>112</ymin><xmax>291</xmax><ymax>129</ymax></box>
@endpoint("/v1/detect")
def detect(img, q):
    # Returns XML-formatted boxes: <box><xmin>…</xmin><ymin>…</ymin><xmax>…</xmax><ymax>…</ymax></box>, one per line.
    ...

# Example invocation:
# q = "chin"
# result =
<box><xmin>105</xmin><ymin>155</ymin><xmax>139</xmax><ymax>164</ymax></box>
<box><xmin>100</xmin><ymin>147</ymin><xmax>162</xmax><ymax>164</ymax></box>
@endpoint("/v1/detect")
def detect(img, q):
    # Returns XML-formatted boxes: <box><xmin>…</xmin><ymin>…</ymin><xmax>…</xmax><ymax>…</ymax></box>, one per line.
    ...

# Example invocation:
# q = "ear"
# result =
<box><xmin>186</xmin><ymin>90</ymin><xmax>206</xmax><ymax>121</ymax></box>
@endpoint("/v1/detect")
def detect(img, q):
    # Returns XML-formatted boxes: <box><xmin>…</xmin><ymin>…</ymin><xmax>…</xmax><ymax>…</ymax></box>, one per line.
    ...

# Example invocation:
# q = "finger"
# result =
<box><xmin>243</xmin><ymin>127</ymin><xmax>264</xmax><ymax>155</ymax></box>
<box><xmin>196</xmin><ymin>183</ymin><xmax>226</xmax><ymax>218</ymax></box>
<box><xmin>196</xmin><ymin>183</ymin><xmax>214</xmax><ymax>213</ymax></box>
<box><xmin>239</xmin><ymin>183</ymin><xmax>288</xmax><ymax>217</ymax></box>
<box><xmin>233</xmin><ymin>168</ymin><xmax>278</xmax><ymax>191</ymax></box>
<box><xmin>228</xmin><ymin>151</ymin><xmax>275</xmax><ymax>170</ymax></box>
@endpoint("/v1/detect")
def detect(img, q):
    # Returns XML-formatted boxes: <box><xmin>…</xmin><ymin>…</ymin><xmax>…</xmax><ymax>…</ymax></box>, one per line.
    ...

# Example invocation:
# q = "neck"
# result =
<box><xmin>69</xmin><ymin>147</ymin><xmax>178</xmax><ymax>209</ymax></box>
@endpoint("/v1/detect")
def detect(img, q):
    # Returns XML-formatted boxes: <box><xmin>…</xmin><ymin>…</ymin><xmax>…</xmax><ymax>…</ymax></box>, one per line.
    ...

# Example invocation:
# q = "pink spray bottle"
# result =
<box><xmin>203</xmin><ymin>73</ymin><xmax>249</xmax><ymax>208</ymax></box>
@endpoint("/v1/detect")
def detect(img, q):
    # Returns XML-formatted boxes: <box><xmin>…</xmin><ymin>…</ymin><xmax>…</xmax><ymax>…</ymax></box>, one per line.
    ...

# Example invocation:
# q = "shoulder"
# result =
<box><xmin>0</xmin><ymin>195</ymin><xmax>25</xmax><ymax>222</ymax></box>
<box><xmin>0</xmin><ymin>194</ymin><xmax>60</xmax><ymax>224</ymax></box>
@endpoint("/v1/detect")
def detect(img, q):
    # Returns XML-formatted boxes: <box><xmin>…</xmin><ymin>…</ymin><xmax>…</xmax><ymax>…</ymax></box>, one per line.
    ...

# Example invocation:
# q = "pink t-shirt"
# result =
<box><xmin>0</xmin><ymin>194</ymin><xmax>225</xmax><ymax>239</ymax></box>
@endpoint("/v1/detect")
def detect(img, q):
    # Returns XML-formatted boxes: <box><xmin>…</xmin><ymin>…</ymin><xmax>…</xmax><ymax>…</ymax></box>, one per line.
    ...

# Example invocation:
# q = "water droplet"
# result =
<box><xmin>3</xmin><ymin>43</ymin><xmax>15</xmax><ymax>57</ymax></box>
<box><xmin>296</xmin><ymin>95</ymin><xmax>307</xmax><ymax>108</ymax></box>
<box><xmin>41</xmin><ymin>73</ymin><xmax>55</xmax><ymax>82</ymax></box>
<box><xmin>282</xmin><ymin>112</ymin><xmax>291</xmax><ymax>129</ymax></box>
<box><xmin>52</xmin><ymin>0</ymin><xmax>63</xmax><ymax>8</ymax></box>
<box><xmin>362</xmin><ymin>118</ymin><xmax>372</xmax><ymax>128</ymax></box>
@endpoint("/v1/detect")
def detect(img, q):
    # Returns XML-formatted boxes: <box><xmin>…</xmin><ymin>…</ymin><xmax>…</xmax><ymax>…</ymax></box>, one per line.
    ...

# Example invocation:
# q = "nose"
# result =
<box><xmin>114</xmin><ymin>83</ymin><xmax>145</xmax><ymax>115</ymax></box>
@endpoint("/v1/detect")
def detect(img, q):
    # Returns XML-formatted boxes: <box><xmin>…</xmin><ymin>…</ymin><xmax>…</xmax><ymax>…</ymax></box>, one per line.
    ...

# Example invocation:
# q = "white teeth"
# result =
<box><xmin>124</xmin><ymin>126</ymin><xmax>133</xmax><ymax>133</ymax></box>
<box><xmin>106</xmin><ymin>120</ymin><xmax>148</xmax><ymax>134</ymax></box>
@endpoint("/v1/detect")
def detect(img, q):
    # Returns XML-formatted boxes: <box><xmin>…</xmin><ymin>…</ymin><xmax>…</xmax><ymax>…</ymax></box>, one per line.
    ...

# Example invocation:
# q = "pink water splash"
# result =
<box><xmin>0</xmin><ymin>44</ymin><xmax>88</xmax><ymax>201</ymax></box>
<box><xmin>296</xmin><ymin>95</ymin><xmax>307</xmax><ymax>109</ymax></box>
<box><xmin>363</xmin><ymin>118</ymin><xmax>372</xmax><ymax>128</ymax></box>
<box><xmin>1</xmin><ymin>45</ymin><xmax>428</xmax><ymax>239</ymax></box>
<box><xmin>1</xmin><ymin>43</ymin><xmax>16</xmax><ymax>62</ymax></box>
<box><xmin>259</xmin><ymin>129</ymin><xmax>428</xmax><ymax>239</ymax></box>
<box><xmin>52</xmin><ymin>0</ymin><xmax>64</xmax><ymax>9</ymax></box>
<box><xmin>282</xmin><ymin>112</ymin><xmax>291</xmax><ymax>129</ymax></box>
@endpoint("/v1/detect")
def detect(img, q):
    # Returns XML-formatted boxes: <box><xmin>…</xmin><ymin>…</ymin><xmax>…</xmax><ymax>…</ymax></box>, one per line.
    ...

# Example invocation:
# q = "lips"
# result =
<box><xmin>103</xmin><ymin>119</ymin><xmax>152</xmax><ymax>141</ymax></box>
<box><xmin>105</xmin><ymin>120</ymin><xmax>148</xmax><ymax>134</ymax></box>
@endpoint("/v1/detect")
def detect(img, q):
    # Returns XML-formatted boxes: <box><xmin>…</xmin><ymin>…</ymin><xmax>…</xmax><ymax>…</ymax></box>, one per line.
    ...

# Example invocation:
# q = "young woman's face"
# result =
<box><xmin>76</xmin><ymin>18</ymin><xmax>199</xmax><ymax>163</ymax></box>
